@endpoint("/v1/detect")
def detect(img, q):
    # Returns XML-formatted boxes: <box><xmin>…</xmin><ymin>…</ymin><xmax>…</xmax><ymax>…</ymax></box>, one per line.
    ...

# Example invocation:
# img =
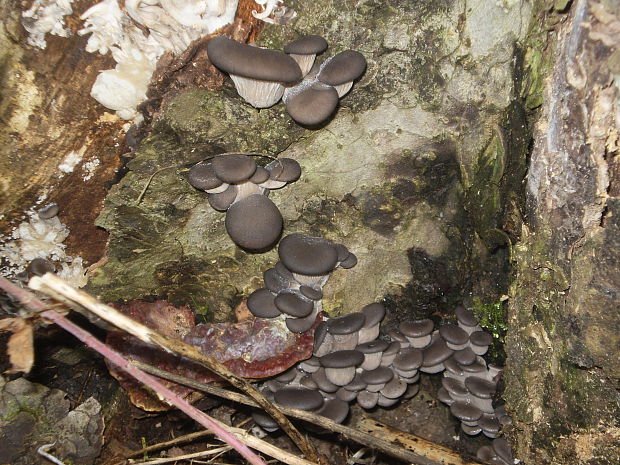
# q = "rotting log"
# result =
<box><xmin>505</xmin><ymin>1</ymin><xmax>620</xmax><ymax>463</ymax></box>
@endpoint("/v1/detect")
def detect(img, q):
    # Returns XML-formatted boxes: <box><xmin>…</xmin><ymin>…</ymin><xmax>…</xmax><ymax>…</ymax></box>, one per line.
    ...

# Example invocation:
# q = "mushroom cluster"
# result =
<box><xmin>247</xmin><ymin>233</ymin><xmax>357</xmax><ymax>333</ymax></box>
<box><xmin>251</xmin><ymin>298</ymin><xmax>513</xmax><ymax>462</ymax></box>
<box><xmin>435</xmin><ymin>306</ymin><xmax>511</xmax><ymax>439</ymax></box>
<box><xmin>187</xmin><ymin>154</ymin><xmax>301</xmax><ymax>250</ymax></box>
<box><xmin>207</xmin><ymin>35</ymin><xmax>366</xmax><ymax>126</ymax></box>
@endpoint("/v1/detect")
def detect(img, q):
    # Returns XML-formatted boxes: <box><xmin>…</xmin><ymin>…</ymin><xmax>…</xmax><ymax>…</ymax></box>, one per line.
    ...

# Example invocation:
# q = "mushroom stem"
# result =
<box><xmin>230</xmin><ymin>75</ymin><xmax>285</xmax><ymax>108</ymax></box>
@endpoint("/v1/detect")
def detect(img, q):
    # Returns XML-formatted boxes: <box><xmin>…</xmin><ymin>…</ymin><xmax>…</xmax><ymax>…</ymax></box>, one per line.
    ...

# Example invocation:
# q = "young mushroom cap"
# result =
<box><xmin>393</xmin><ymin>347</ymin><xmax>424</xmax><ymax>371</ymax></box>
<box><xmin>274</xmin><ymin>386</ymin><xmax>324</xmax><ymax>411</ymax></box>
<box><xmin>286</xmin><ymin>309</ymin><xmax>319</xmax><ymax>334</ymax></box>
<box><xmin>399</xmin><ymin>319</ymin><xmax>434</xmax><ymax>338</ymax></box>
<box><xmin>208</xmin><ymin>36</ymin><xmax>302</xmax><ymax>83</ymax></box>
<box><xmin>212</xmin><ymin>154</ymin><xmax>257</xmax><ymax>183</ymax></box>
<box><xmin>274</xmin><ymin>291</ymin><xmax>314</xmax><ymax>317</ymax></box>
<box><xmin>278</xmin><ymin>234</ymin><xmax>339</xmax><ymax>275</ymax></box>
<box><xmin>453</xmin><ymin>347</ymin><xmax>477</xmax><ymax>365</ymax></box>
<box><xmin>299</xmin><ymin>285</ymin><xmax>323</xmax><ymax>300</ymax></box>
<box><xmin>208</xmin><ymin>185</ymin><xmax>238</xmax><ymax>211</ymax></box>
<box><xmin>465</xmin><ymin>376</ymin><xmax>497</xmax><ymax>399</ymax></box>
<box><xmin>455</xmin><ymin>305</ymin><xmax>478</xmax><ymax>327</ymax></box>
<box><xmin>263</xmin><ymin>267</ymin><xmax>296</xmax><ymax>293</ymax></box>
<box><xmin>361</xmin><ymin>303</ymin><xmax>386</xmax><ymax>328</ymax></box>
<box><xmin>361</xmin><ymin>366</ymin><xmax>394</xmax><ymax>385</ymax></box>
<box><xmin>327</xmin><ymin>312</ymin><xmax>366</xmax><ymax>335</ymax></box>
<box><xmin>247</xmin><ymin>288</ymin><xmax>281</xmax><ymax>318</ymax></box>
<box><xmin>421</xmin><ymin>337</ymin><xmax>454</xmax><ymax>367</ymax></box>
<box><xmin>285</xmin><ymin>81</ymin><xmax>339</xmax><ymax>126</ymax></box>
<box><xmin>320</xmin><ymin>350</ymin><xmax>364</xmax><ymax>369</ymax></box>
<box><xmin>38</xmin><ymin>202</ymin><xmax>59</xmax><ymax>219</ymax></box>
<box><xmin>249</xmin><ymin>166</ymin><xmax>271</xmax><ymax>184</ymax></box>
<box><xmin>284</xmin><ymin>34</ymin><xmax>328</xmax><ymax>56</ymax></box>
<box><xmin>470</xmin><ymin>330</ymin><xmax>493</xmax><ymax>347</ymax></box>
<box><xmin>317</xmin><ymin>50</ymin><xmax>367</xmax><ymax>96</ymax></box>
<box><xmin>225</xmin><ymin>194</ymin><xmax>283</xmax><ymax>250</ymax></box>
<box><xmin>338</xmin><ymin>252</ymin><xmax>358</xmax><ymax>269</ymax></box>
<box><xmin>315</xmin><ymin>398</ymin><xmax>350</xmax><ymax>424</ymax></box>
<box><xmin>450</xmin><ymin>401</ymin><xmax>483</xmax><ymax>423</ymax></box>
<box><xmin>188</xmin><ymin>163</ymin><xmax>222</xmax><ymax>191</ymax></box>
<box><xmin>439</xmin><ymin>324</ymin><xmax>469</xmax><ymax>347</ymax></box>
<box><xmin>265</xmin><ymin>158</ymin><xmax>302</xmax><ymax>183</ymax></box>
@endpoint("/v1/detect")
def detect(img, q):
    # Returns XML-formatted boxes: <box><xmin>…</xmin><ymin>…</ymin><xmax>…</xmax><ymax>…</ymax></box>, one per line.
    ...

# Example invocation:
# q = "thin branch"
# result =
<box><xmin>131</xmin><ymin>361</ymin><xmax>485</xmax><ymax>465</ymax></box>
<box><xmin>129</xmin><ymin>445</ymin><xmax>231</xmax><ymax>465</ymax></box>
<box><xmin>28</xmin><ymin>273</ymin><xmax>322</xmax><ymax>464</ymax></box>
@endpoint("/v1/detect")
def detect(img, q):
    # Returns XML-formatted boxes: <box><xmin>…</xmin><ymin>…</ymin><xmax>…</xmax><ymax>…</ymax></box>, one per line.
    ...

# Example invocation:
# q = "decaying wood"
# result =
<box><xmin>28</xmin><ymin>273</ymin><xmax>322</xmax><ymax>464</ymax></box>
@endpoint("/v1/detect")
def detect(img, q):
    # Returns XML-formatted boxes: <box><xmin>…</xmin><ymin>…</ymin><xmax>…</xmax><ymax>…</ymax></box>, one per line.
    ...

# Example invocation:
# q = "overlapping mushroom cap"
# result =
<box><xmin>187</xmin><ymin>154</ymin><xmax>301</xmax><ymax>250</ymax></box>
<box><xmin>207</xmin><ymin>36</ymin><xmax>302</xmax><ymax>108</ymax></box>
<box><xmin>246</xmin><ymin>233</ymin><xmax>357</xmax><ymax>333</ymax></box>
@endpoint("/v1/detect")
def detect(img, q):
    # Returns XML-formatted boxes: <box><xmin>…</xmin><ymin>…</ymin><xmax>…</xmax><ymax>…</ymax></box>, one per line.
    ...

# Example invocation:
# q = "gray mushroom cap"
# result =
<box><xmin>315</xmin><ymin>398</ymin><xmax>349</xmax><ymax>424</ymax></box>
<box><xmin>338</xmin><ymin>252</ymin><xmax>358</xmax><ymax>269</ymax></box>
<box><xmin>285</xmin><ymin>82</ymin><xmax>339</xmax><ymax>126</ymax></box>
<box><xmin>320</xmin><ymin>350</ymin><xmax>364</xmax><ymax>368</ymax></box>
<box><xmin>479</xmin><ymin>414</ymin><xmax>501</xmax><ymax>436</ymax></box>
<box><xmin>300</xmin><ymin>285</ymin><xmax>323</xmax><ymax>300</ymax></box>
<box><xmin>313</xmin><ymin>321</ymin><xmax>329</xmax><ymax>353</ymax></box>
<box><xmin>317</xmin><ymin>50</ymin><xmax>367</xmax><ymax>86</ymax></box>
<box><xmin>453</xmin><ymin>347</ymin><xmax>477</xmax><ymax>365</ymax></box>
<box><xmin>439</xmin><ymin>324</ymin><xmax>469</xmax><ymax>345</ymax></box>
<box><xmin>311</xmin><ymin>368</ymin><xmax>339</xmax><ymax>393</ymax></box>
<box><xmin>450</xmin><ymin>401</ymin><xmax>483</xmax><ymax>423</ymax></box>
<box><xmin>263</xmin><ymin>267</ymin><xmax>294</xmax><ymax>293</ymax></box>
<box><xmin>393</xmin><ymin>347</ymin><xmax>423</xmax><ymax>371</ymax></box>
<box><xmin>493</xmin><ymin>438</ymin><xmax>513</xmax><ymax>464</ymax></box>
<box><xmin>465</xmin><ymin>376</ymin><xmax>496</xmax><ymax>399</ymax></box>
<box><xmin>399</xmin><ymin>319</ymin><xmax>433</xmax><ymax>337</ymax></box>
<box><xmin>455</xmin><ymin>305</ymin><xmax>478</xmax><ymax>326</ymax></box>
<box><xmin>300</xmin><ymin>375</ymin><xmax>319</xmax><ymax>390</ymax></box>
<box><xmin>470</xmin><ymin>330</ymin><xmax>493</xmax><ymax>346</ymax></box>
<box><xmin>265</xmin><ymin>158</ymin><xmax>302</xmax><ymax>183</ymax></box>
<box><xmin>421</xmin><ymin>337</ymin><xmax>453</xmax><ymax>366</ymax></box>
<box><xmin>442</xmin><ymin>377</ymin><xmax>468</xmax><ymax>397</ymax></box>
<box><xmin>361</xmin><ymin>303</ymin><xmax>386</xmax><ymax>327</ymax></box>
<box><xmin>252</xmin><ymin>410</ymin><xmax>279</xmax><ymax>431</ymax></box>
<box><xmin>361</xmin><ymin>366</ymin><xmax>394</xmax><ymax>385</ymax></box>
<box><xmin>188</xmin><ymin>163</ymin><xmax>222</xmax><ymax>191</ymax></box>
<box><xmin>327</xmin><ymin>312</ymin><xmax>365</xmax><ymax>335</ymax></box>
<box><xmin>343</xmin><ymin>373</ymin><xmax>366</xmax><ymax>391</ymax></box>
<box><xmin>274</xmin><ymin>387</ymin><xmax>324</xmax><ymax>410</ymax></box>
<box><xmin>212</xmin><ymin>154</ymin><xmax>257</xmax><ymax>183</ymax></box>
<box><xmin>249</xmin><ymin>166</ymin><xmax>270</xmax><ymax>184</ymax></box>
<box><xmin>380</xmin><ymin>377</ymin><xmax>407</xmax><ymax>399</ymax></box>
<box><xmin>247</xmin><ymin>288</ymin><xmax>281</xmax><ymax>318</ymax></box>
<box><xmin>286</xmin><ymin>311</ymin><xmax>319</xmax><ymax>334</ymax></box>
<box><xmin>284</xmin><ymin>35</ymin><xmax>328</xmax><ymax>55</ymax></box>
<box><xmin>38</xmin><ymin>202</ymin><xmax>59</xmax><ymax>219</ymax></box>
<box><xmin>225</xmin><ymin>194</ymin><xmax>283</xmax><ymax>250</ymax></box>
<box><xmin>275</xmin><ymin>368</ymin><xmax>297</xmax><ymax>383</ymax></box>
<box><xmin>387</xmin><ymin>329</ymin><xmax>408</xmax><ymax>344</ymax></box>
<box><xmin>208</xmin><ymin>184</ymin><xmax>237</xmax><ymax>211</ymax></box>
<box><xmin>208</xmin><ymin>36</ymin><xmax>302</xmax><ymax>83</ymax></box>
<box><xmin>274</xmin><ymin>291</ymin><xmax>314</xmax><ymax>318</ymax></box>
<box><xmin>357</xmin><ymin>390</ymin><xmax>379</xmax><ymax>409</ymax></box>
<box><xmin>357</xmin><ymin>339</ymin><xmax>389</xmax><ymax>354</ymax></box>
<box><xmin>278</xmin><ymin>234</ymin><xmax>339</xmax><ymax>275</ymax></box>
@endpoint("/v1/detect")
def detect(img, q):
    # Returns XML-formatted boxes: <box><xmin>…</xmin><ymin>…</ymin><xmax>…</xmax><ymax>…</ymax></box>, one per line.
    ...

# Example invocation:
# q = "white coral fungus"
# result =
<box><xmin>78</xmin><ymin>0</ymin><xmax>239</xmax><ymax>120</ymax></box>
<box><xmin>21</xmin><ymin>0</ymin><xmax>73</xmax><ymax>49</ymax></box>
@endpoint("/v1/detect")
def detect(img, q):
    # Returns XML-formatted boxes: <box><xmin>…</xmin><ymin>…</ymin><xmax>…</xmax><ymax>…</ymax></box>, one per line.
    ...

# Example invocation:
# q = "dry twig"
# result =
<box><xmin>131</xmin><ymin>361</ymin><xmax>485</xmax><ymax>465</ymax></box>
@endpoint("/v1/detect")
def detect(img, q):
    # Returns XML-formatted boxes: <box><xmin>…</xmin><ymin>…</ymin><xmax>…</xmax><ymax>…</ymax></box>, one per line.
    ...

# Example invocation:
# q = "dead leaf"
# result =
<box><xmin>0</xmin><ymin>317</ymin><xmax>35</xmax><ymax>373</ymax></box>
